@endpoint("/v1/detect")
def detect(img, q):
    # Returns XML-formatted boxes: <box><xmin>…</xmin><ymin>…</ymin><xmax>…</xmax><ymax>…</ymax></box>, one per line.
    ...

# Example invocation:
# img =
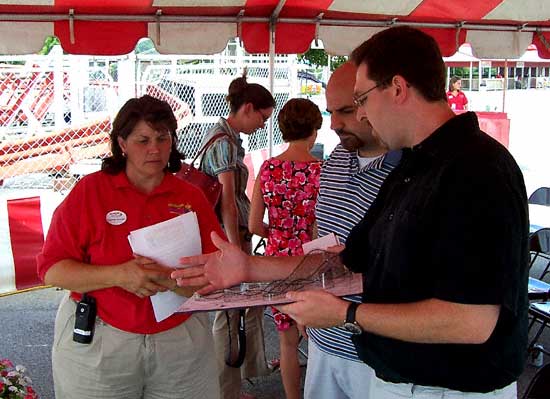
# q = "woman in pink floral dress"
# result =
<box><xmin>249</xmin><ymin>98</ymin><xmax>322</xmax><ymax>399</ymax></box>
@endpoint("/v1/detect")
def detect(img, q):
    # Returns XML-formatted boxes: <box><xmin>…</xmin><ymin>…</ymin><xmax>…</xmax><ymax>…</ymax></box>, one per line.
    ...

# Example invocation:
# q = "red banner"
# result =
<box><xmin>7</xmin><ymin>197</ymin><xmax>45</xmax><ymax>291</ymax></box>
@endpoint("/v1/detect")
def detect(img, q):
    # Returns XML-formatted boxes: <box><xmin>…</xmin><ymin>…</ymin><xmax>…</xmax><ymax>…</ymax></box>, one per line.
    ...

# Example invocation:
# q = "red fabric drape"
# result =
<box><xmin>7</xmin><ymin>196</ymin><xmax>44</xmax><ymax>290</ymax></box>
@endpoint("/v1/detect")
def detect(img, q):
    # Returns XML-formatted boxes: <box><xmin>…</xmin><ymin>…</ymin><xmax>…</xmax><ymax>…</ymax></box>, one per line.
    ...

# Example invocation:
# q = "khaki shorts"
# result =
<box><xmin>52</xmin><ymin>293</ymin><xmax>220</xmax><ymax>399</ymax></box>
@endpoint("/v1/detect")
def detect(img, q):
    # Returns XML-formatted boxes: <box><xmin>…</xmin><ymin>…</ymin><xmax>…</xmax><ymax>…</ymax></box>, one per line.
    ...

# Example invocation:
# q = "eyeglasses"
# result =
<box><xmin>353</xmin><ymin>82</ymin><xmax>384</xmax><ymax>108</ymax></box>
<box><xmin>257</xmin><ymin>109</ymin><xmax>271</xmax><ymax>123</ymax></box>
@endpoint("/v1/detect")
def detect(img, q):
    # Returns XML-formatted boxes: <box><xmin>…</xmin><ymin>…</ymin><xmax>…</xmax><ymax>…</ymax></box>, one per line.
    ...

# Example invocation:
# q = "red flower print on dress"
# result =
<box><xmin>279</xmin><ymin>208</ymin><xmax>290</xmax><ymax>219</ymax></box>
<box><xmin>271</xmin><ymin>229</ymin><xmax>284</xmax><ymax>241</ymax></box>
<box><xmin>282</xmin><ymin>162</ymin><xmax>294</xmax><ymax>179</ymax></box>
<box><xmin>271</xmin><ymin>194</ymin><xmax>282</xmax><ymax>207</ymax></box>
<box><xmin>288</xmin><ymin>238</ymin><xmax>302</xmax><ymax>250</ymax></box>
<box><xmin>294</xmin><ymin>203</ymin><xmax>306</xmax><ymax>217</ymax></box>
<box><xmin>286</xmin><ymin>189</ymin><xmax>297</xmax><ymax>201</ymax></box>
<box><xmin>259</xmin><ymin>157</ymin><xmax>322</xmax><ymax>323</ymax></box>
<box><xmin>263</xmin><ymin>180</ymin><xmax>275</xmax><ymax>192</ymax></box>
<box><xmin>304</xmin><ymin>183</ymin><xmax>317</xmax><ymax>196</ymax></box>
<box><xmin>274</xmin><ymin>183</ymin><xmax>287</xmax><ymax>195</ymax></box>
<box><xmin>296</xmin><ymin>217</ymin><xmax>308</xmax><ymax>231</ymax></box>
<box><xmin>282</xmin><ymin>217</ymin><xmax>294</xmax><ymax>229</ymax></box>
<box><xmin>259</xmin><ymin>158</ymin><xmax>321</xmax><ymax>259</ymax></box>
<box><xmin>268</xmin><ymin>206</ymin><xmax>279</xmax><ymax>220</ymax></box>
<box><xmin>271</xmin><ymin>165</ymin><xmax>284</xmax><ymax>180</ymax></box>
<box><xmin>260</xmin><ymin>167</ymin><xmax>271</xmax><ymax>180</ymax></box>
<box><xmin>272</xmin><ymin>308</ymin><xmax>293</xmax><ymax>331</ymax></box>
<box><xmin>298</xmin><ymin>230</ymin><xmax>310</xmax><ymax>243</ymax></box>
<box><xmin>281</xmin><ymin>200</ymin><xmax>292</xmax><ymax>210</ymax></box>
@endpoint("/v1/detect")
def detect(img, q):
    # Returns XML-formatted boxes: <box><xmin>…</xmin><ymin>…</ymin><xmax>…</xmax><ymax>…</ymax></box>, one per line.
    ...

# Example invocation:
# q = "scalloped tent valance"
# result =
<box><xmin>0</xmin><ymin>0</ymin><xmax>549</xmax><ymax>58</ymax></box>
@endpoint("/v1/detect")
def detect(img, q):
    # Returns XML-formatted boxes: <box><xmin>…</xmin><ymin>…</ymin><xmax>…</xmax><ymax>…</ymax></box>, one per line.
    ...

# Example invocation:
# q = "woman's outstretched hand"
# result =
<box><xmin>171</xmin><ymin>231</ymin><xmax>250</xmax><ymax>295</ymax></box>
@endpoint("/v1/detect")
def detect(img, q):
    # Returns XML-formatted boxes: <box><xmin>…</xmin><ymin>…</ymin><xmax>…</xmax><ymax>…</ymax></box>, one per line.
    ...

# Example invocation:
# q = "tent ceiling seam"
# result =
<box><xmin>537</xmin><ymin>30</ymin><xmax>550</xmax><ymax>51</ymax></box>
<box><xmin>270</xmin><ymin>0</ymin><xmax>286</xmax><ymax>22</ymax></box>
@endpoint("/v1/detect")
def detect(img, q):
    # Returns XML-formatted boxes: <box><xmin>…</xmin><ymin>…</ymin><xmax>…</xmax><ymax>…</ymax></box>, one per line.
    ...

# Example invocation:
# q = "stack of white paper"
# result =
<box><xmin>302</xmin><ymin>232</ymin><xmax>339</xmax><ymax>254</ymax></box>
<box><xmin>128</xmin><ymin>212</ymin><xmax>202</xmax><ymax>322</ymax></box>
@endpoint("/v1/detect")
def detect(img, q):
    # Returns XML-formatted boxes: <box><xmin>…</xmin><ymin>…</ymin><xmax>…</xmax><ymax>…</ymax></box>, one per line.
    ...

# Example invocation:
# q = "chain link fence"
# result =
<box><xmin>0</xmin><ymin>46</ymin><xmax>298</xmax><ymax>193</ymax></box>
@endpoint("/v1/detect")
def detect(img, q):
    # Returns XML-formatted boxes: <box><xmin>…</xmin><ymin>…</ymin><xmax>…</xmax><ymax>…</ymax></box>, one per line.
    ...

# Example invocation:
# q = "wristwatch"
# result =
<box><xmin>342</xmin><ymin>302</ymin><xmax>363</xmax><ymax>335</ymax></box>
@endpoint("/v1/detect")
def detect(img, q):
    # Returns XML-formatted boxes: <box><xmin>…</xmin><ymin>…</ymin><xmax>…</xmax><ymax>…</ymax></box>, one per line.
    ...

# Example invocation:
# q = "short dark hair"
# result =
<box><xmin>278</xmin><ymin>98</ymin><xmax>322</xmax><ymax>142</ymax></box>
<box><xmin>226</xmin><ymin>70</ymin><xmax>276</xmax><ymax>113</ymax></box>
<box><xmin>101</xmin><ymin>95</ymin><xmax>184</xmax><ymax>174</ymax></box>
<box><xmin>351</xmin><ymin>26</ymin><xmax>446</xmax><ymax>102</ymax></box>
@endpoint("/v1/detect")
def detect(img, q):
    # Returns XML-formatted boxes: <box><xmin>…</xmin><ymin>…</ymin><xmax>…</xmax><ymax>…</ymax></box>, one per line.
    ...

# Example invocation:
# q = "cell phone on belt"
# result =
<box><xmin>73</xmin><ymin>293</ymin><xmax>97</xmax><ymax>344</ymax></box>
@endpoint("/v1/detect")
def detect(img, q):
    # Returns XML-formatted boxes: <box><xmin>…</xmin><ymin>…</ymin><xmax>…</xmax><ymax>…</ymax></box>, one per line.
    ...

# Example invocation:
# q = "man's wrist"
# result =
<box><xmin>342</xmin><ymin>301</ymin><xmax>363</xmax><ymax>334</ymax></box>
<box><xmin>339</xmin><ymin>299</ymin><xmax>350</xmax><ymax>325</ymax></box>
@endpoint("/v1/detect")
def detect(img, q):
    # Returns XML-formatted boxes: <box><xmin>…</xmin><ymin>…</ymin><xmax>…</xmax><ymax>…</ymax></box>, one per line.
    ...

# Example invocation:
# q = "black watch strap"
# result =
<box><xmin>345</xmin><ymin>301</ymin><xmax>360</xmax><ymax>324</ymax></box>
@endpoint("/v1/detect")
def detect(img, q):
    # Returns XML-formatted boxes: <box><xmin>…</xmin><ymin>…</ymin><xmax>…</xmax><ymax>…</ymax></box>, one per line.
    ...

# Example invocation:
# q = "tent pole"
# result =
<box><xmin>502</xmin><ymin>59</ymin><xmax>508</xmax><ymax>112</ymax></box>
<box><xmin>469</xmin><ymin>61</ymin><xmax>473</xmax><ymax>93</ymax></box>
<box><xmin>268</xmin><ymin>20</ymin><xmax>274</xmax><ymax>158</ymax></box>
<box><xmin>478</xmin><ymin>60</ymin><xmax>482</xmax><ymax>93</ymax></box>
<box><xmin>267</xmin><ymin>0</ymin><xmax>286</xmax><ymax>158</ymax></box>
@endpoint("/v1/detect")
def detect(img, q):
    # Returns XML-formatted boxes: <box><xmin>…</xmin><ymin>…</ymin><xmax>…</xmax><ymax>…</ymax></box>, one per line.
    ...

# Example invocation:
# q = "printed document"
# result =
<box><xmin>176</xmin><ymin>232</ymin><xmax>362</xmax><ymax>313</ymax></box>
<box><xmin>128</xmin><ymin>212</ymin><xmax>201</xmax><ymax>322</ymax></box>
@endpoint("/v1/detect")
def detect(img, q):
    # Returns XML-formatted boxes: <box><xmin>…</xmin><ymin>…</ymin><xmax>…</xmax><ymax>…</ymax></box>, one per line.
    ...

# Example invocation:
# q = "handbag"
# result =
<box><xmin>175</xmin><ymin>132</ymin><xmax>229</xmax><ymax>207</ymax></box>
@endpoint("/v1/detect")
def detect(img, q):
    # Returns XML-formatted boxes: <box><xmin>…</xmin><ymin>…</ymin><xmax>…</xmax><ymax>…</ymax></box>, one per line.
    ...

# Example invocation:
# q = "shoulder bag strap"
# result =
<box><xmin>224</xmin><ymin>309</ymin><xmax>247</xmax><ymax>368</ymax></box>
<box><xmin>191</xmin><ymin>132</ymin><xmax>230</xmax><ymax>165</ymax></box>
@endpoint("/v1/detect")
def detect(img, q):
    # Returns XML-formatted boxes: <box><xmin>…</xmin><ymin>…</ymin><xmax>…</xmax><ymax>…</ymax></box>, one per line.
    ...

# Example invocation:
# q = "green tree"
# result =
<box><xmin>299</xmin><ymin>48</ymin><xmax>327</xmax><ymax>67</ymax></box>
<box><xmin>38</xmin><ymin>36</ymin><xmax>60</xmax><ymax>55</ymax></box>
<box><xmin>298</xmin><ymin>48</ymin><xmax>347</xmax><ymax>71</ymax></box>
<box><xmin>330</xmin><ymin>55</ymin><xmax>347</xmax><ymax>71</ymax></box>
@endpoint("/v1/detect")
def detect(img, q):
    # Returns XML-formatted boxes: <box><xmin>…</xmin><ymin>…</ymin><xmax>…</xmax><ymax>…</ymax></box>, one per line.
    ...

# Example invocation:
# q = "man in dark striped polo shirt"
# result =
<box><xmin>305</xmin><ymin>61</ymin><xmax>400</xmax><ymax>399</ymax></box>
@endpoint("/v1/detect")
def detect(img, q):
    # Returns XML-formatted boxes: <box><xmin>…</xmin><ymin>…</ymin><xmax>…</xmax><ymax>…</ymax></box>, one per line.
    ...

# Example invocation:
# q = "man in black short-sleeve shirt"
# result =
<box><xmin>172</xmin><ymin>26</ymin><xmax>529</xmax><ymax>399</ymax></box>
<box><xmin>342</xmin><ymin>110</ymin><xmax>528</xmax><ymax>393</ymax></box>
<box><xmin>341</xmin><ymin>26</ymin><xmax>528</xmax><ymax>397</ymax></box>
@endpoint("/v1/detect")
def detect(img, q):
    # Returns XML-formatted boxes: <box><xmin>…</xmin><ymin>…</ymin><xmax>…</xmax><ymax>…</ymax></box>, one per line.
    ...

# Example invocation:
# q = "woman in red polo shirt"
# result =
<box><xmin>37</xmin><ymin>95</ymin><xmax>224</xmax><ymax>399</ymax></box>
<box><xmin>447</xmin><ymin>76</ymin><xmax>468</xmax><ymax>111</ymax></box>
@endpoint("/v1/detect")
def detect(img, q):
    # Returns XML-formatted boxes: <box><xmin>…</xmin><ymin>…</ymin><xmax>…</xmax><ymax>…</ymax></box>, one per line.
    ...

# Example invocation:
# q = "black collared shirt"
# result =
<box><xmin>342</xmin><ymin>112</ymin><xmax>529</xmax><ymax>392</ymax></box>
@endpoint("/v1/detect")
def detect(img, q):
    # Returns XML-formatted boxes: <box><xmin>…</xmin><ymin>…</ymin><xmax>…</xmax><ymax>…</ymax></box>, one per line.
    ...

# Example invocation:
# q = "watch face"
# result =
<box><xmin>343</xmin><ymin>322</ymin><xmax>362</xmax><ymax>335</ymax></box>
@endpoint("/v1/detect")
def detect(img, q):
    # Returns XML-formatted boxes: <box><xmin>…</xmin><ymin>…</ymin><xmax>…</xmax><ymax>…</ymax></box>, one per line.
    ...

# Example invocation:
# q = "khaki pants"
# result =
<box><xmin>52</xmin><ymin>293</ymin><xmax>220</xmax><ymax>399</ymax></box>
<box><xmin>212</xmin><ymin>307</ymin><xmax>269</xmax><ymax>399</ymax></box>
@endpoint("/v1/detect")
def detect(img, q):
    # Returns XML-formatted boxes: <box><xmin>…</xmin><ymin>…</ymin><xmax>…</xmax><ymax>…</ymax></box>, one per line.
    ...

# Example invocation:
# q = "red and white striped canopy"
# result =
<box><xmin>0</xmin><ymin>0</ymin><xmax>550</xmax><ymax>58</ymax></box>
